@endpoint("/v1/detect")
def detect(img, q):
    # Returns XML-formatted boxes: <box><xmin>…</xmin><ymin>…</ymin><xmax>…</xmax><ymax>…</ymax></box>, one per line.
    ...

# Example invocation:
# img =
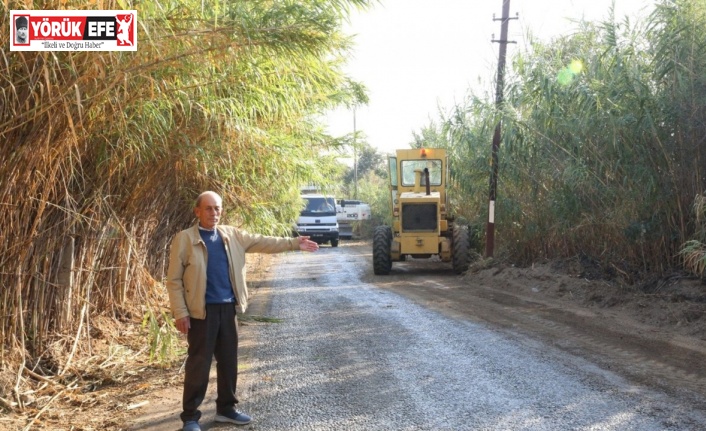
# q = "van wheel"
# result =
<box><xmin>331</xmin><ymin>238</ymin><xmax>339</xmax><ymax>247</ymax></box>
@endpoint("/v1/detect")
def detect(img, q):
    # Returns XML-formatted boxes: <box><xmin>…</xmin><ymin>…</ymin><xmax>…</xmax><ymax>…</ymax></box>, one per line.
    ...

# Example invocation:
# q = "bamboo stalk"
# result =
<box><xmin>60</xmin><ymin>301</ymin><xmax>86</xmax><ymax>377</ymax></box>
<box><xmin>14</xmin><ymin>263</ymin><xmax>26</xmax><ymax>411</ymax></box>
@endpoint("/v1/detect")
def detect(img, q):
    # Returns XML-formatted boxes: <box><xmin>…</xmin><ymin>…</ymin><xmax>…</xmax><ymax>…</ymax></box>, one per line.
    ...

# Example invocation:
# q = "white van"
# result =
<box><xmin>295</xmin><ymin>194</ymin><xmax>339</xmax><ymax>247</ymax></box>
<box><xmin>336</xmin><ymin>199</ymin><xmax>371</xmax><ymax>239</ymax></box>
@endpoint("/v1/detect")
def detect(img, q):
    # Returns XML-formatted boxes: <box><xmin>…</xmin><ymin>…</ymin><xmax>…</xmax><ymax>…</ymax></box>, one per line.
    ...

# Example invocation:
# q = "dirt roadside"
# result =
<box><xmin>5</xmin><ymin>241</ymin><xmax>706</xmax><ymax>430</ymax></box>
<box><xmin>364</xmin><ymin>251</ymin><xmax>706</xmax><ymax>408</ymax></box>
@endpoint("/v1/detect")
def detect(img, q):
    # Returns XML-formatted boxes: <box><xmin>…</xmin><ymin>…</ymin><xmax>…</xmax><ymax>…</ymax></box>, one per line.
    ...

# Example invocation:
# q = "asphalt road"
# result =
<box><xmin>231</xmin><ymin>242</ymin><xmax>706</xmax><ymax>431</ymax></box>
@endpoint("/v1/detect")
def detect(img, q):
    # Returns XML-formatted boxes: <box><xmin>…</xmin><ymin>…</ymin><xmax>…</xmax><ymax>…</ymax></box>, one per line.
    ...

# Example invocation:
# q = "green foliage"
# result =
<box><xmin>679</xmin><ymin>194</ymin><xmax>706</xmax><ymax>277</ymax></box>
<box><xmin>427</xmin><ymin>0</ymin><xmax>706</xmax><ymax>276</ymax></box>
<box><xmin>357</xmin><ymin>169</ymin><xmax>393</xmax><ymax>232</ymax></box>
<box><xmin>680</xmin><ymin>240</ymin><xmax>706</xmax><ymax>277</ymax></box>
<box><xmin>142</xmin><ymin>309</ymin><xmax>183</xmax><ymax>365</ymax></box>
<box><xmin>335</xmin><ymin>139</ymin><xmax>390</xmax><ymax>236</ymax></box>
<box><xmin>342</xmin><ymin>140</ymin><xmax>387</xmax><ymax>185</ymax></box>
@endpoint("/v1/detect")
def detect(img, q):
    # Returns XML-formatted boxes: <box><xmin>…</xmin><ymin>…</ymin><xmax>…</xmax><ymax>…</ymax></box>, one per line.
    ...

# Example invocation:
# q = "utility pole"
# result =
<box><xmin>353</xmin><ymin>109</ymin><xmax>358</xmax><ymax>199</ymax></box>
<box><xmin>486</xmin><ymin>0</ymin><xmax>517</xmax><ymax>258</ymax></box>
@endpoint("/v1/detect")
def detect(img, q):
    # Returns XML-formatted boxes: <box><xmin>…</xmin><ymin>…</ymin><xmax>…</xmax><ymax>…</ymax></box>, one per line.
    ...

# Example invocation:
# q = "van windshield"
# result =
<box><xmin>301</xmin><ymin>197</ymin><xmax>336</xmax><ymax>216</ymax></box>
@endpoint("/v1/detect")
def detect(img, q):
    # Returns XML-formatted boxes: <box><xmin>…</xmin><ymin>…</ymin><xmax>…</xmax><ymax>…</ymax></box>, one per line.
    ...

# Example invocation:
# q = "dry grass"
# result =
<box><xmin>0</xmin><ymin>250</ymin><xmax>275</xmax><ymax>430</ymax></box>
<box><xmin>0</xmin><ymin>0</ymin><xmax>369</xmax><ymax>425</ymax></box>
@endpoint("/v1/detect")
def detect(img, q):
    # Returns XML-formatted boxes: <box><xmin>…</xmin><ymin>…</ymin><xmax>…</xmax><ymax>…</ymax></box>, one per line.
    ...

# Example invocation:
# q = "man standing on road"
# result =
<box><xmin>167</xmin><ymin>191</ymin><xmax>319</xmax><ymax>431</ymax></box>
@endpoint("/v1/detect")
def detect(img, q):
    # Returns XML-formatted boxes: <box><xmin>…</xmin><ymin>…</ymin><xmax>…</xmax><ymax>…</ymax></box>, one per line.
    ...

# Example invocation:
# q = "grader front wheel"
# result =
<box><xmin>373</xmin><ymin>225</ymin><xmax>393</xmax><ymax>275</ymax></box>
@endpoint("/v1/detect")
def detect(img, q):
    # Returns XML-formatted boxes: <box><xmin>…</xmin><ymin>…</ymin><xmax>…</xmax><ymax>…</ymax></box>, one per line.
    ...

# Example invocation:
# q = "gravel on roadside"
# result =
<box><xmin>236</xmin><ymin>246</ymin><xmax>706</xmax><ymax>431</ymax></box>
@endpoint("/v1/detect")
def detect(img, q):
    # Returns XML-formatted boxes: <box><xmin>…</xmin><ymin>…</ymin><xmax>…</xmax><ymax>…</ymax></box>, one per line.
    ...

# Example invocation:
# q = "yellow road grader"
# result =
<box><xmin>373</xmin><ymin>148</ymin><xmax>473</xmax><ymax>275</ymax></box>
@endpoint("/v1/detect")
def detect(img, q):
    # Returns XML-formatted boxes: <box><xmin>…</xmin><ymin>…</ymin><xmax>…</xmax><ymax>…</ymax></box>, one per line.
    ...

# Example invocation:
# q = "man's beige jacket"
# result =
<box><xmin>166</xmin><ymin>224</ymin><xmax>299</xmax><ymax>320</ymax></box>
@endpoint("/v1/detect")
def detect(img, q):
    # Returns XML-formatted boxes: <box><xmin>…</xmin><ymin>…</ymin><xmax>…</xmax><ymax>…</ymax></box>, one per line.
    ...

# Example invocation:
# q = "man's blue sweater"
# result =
<box><xmin>199</xmin><ymin>228</ymin><xmax>235</xmax><ymax>304</ymax></box>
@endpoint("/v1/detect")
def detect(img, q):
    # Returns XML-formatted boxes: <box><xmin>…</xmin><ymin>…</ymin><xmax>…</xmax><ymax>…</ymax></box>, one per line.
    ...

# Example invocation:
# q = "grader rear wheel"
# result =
<box><xmin>373</xmin><ymin>225</ymin><xmax>393</xmax><ymax>275</ymax></box>
<box><xmin>452</xmin><ymin>224</ymin><xmax>471</xmax><ymax>274</ymax></box>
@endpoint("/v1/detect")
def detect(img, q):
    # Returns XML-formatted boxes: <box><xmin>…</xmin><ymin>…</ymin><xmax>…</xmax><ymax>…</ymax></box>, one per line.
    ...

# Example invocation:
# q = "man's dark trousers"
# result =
<box><xmin>180</xmin><ymin>303</ymin><xmax>239</xmax><ymax>423</ymax></box>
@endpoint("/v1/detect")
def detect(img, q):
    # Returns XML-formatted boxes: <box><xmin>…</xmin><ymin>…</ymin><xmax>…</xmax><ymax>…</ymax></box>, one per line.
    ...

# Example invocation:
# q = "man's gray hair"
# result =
<box><xmin>195</xmin><ymin>191</ymin><xmax>221</xmax><ymax>208</ymax></box>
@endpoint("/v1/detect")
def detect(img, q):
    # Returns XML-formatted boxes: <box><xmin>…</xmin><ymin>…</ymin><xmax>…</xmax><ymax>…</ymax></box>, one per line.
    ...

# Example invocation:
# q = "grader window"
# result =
<box><xmin>401</xmin><ymin>159</ymin><xmax>442</xmax><ymax>187</ymax></box>
<box><xmin>389</xmin><ymin>157</ymin><xmax>398</xmax><ymax>187</ymax></box>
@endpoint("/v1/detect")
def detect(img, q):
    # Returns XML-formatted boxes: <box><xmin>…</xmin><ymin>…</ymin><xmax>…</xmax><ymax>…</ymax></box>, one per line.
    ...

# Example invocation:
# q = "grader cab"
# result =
<box><xmin>372</xmin><ymin>148</ymin><xmax>472</xmax><ymax>275</ymax></box>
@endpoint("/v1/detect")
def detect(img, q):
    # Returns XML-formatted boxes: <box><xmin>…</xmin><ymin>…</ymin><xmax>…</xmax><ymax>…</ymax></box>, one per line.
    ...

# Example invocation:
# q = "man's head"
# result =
<box><xmin>15</xmin><ymin>16</ymin><xmax>28</xmax><ymax>42</ymax></box>
<box><xmin>194</xmin><ymin>191</ymin><xmax>222</xmax><ymax>230</ymax></box>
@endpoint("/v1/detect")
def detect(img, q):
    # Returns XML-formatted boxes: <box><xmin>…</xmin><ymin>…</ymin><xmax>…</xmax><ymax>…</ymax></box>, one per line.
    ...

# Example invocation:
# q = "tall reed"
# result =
<box><xmin>0</xmin><ymin>0</ymin><xmax>369</xmax><ymax>409</ymax></box>
<box><xmin>423</xmin><ymin>0</ymin><xmax>706</xmax><ymax>277</ymax></box>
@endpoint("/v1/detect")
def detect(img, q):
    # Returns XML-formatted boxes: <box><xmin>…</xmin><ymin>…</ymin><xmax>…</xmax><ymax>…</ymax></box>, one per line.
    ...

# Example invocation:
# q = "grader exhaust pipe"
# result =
<box><xmin>424</xmin><ymin>168</ymin><xmax>430</xmax><ymax>195</ymax></box>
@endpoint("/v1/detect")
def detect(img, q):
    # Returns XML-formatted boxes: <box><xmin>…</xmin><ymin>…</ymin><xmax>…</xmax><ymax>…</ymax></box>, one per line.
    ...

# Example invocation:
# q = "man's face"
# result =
<box><xmin>17</xmin><ymin>26</ymin><xmax>27</xmax><ymax>41</ymax></box>
<box><xmin>194</xmin><ymin>194</ymin><xmax>222</xmax><ymax>229</ymax></box>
